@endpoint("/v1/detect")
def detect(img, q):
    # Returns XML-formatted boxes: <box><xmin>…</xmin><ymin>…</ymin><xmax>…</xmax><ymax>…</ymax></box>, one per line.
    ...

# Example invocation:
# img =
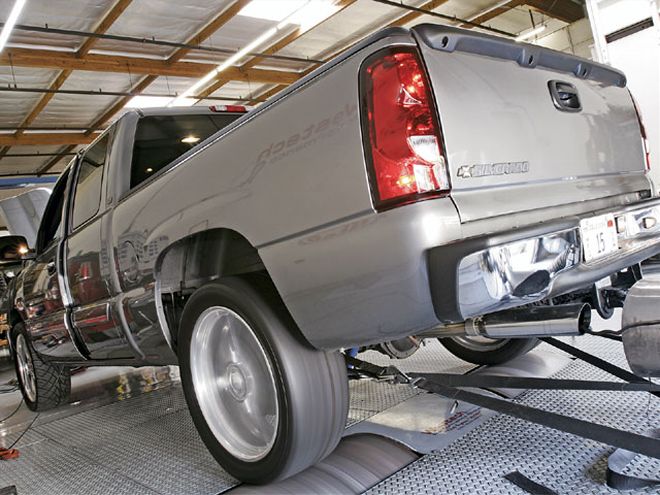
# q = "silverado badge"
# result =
<box><xmin>457</xmin><ymin>161</ymin><xmax>530</xmax><ymax>178</ymax></box>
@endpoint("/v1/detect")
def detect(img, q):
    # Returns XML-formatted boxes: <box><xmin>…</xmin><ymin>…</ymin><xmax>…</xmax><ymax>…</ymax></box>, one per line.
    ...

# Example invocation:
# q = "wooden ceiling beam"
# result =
<box><xmin>458</xmin><ymin>0</ymin><xmax>523</xmax><ymax>27</ymax></box>
<box><xmin>91</xmin><ymin>75</ymin><xmax>155</xmax><ymax>129</ymax></box>
<box><xmin>37</xmin><ymin>144</ymin><xmax>77</xmax><ymax>174</ymax></box>
<box><xmin>0</xmin><ymin>48</ymin><xmax>300</xmax><ymax>83</ymax></box>
<box><xmin>18</xmin><ymin>0</ymin><xmax>133</xmax><ymax>133</ymax></box>
<box><xmin>37</xmin><ymin>0</ymin><xmax>253</xmax><ymax>174</ymax></box>
<box><xmin>0</xmin><ymin>133</ymin><xmax>96</xmax><ymax>146</ymax></box>
<box><xmin>242</xmin><ymin>0</ymin><xmax>449</xmax><ymax>106</ymax></box>
<box><xmin>388</xmin><ymin>0</ymin><xmax>450</xmax><ymax>27</ymax></box>
<box><xmin>196</xmin><ymin>0</ymin><xmax>358</xmax><ymax>99</ymax></box>
<box><xmin>524</xmin><ymin>0</ymin><xmax>585</xmax><ymax>23</ymax></box>
<box><xmin>0</xmin><ymin>0</ymin><xmax>133</xmax><ymax>162</ymax></box>
<box><xmin>76</xmin><ymin>0</ymin><xmax>133</xmax><ymax>57</ymax></box>
<box><xmin>167</xmin><ymin>0</ymin><xmax>252</xmax><ymax>64</ymax></box>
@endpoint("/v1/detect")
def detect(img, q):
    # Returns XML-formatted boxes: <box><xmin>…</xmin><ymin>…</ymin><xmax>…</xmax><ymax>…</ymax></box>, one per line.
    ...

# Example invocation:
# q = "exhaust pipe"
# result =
<box><xmin>421</xmin><ymin>304</ymin><xmax>591</xmax><ymax>339</ymax></box>
<box><xmin>466</xmin><ymin>303</ymin><xmax>591</xmax><ymax>339</ymax></box>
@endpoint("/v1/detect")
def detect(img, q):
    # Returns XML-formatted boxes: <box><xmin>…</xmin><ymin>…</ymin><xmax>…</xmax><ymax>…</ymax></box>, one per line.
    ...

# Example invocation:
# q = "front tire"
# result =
<box><xmin>178</xmin><ymin>276</ymin><xmax>348</xmax><ymax>484</ymax></box>
<box><xmin>439</xmin><ymin>336</ymin><xmax>539</xmax><ymax>365</ymax></box>
<box><xmin>12</xmin><ymin>322</ymin><xmax>71</xmax><ymax>411</ymax></box>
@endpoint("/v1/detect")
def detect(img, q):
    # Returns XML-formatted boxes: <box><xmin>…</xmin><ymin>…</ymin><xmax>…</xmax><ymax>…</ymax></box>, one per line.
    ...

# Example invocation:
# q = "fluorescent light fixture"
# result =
<box><xmin>170</xmin><ymin>24</ymin><xmax>283</xmax><ymax>106</ymax></box>
<box><xmin>169</xmin><ymin>97</ymin><xmax>196</xmax><ymax>107</ymax></box>
<box><xmin>216</xmin><ymin>25</ymin><xmax>280</xmax><ymax>73</ymax></box>
<box><xmin>515</xmin><ymin>24</ymin><xmax>546</xmax><ymax>42</ymax></box>
<box><xmin>181</xmin><ymin>136</ymin><xmax>200</xmax><ymax>144</ymax></box>
<box><xmin>0</xmin><ymin>0</ymin><xmax>27</xmax><ymax>54</ymax></box>
<box><xmin>240</xmin><ymin>0</ymin><xmax>338</xmax><ymax>30</ymax></box>
<box><xmin>288</xmin><ymin>0</ymin><xmax>339</xmax><ymax>30</ymax></box>
<box><xmin>239</xmin><ymin>0</ymin><xmax>308</xmax><ymax>22</ymax></box>
<box><xmin>170</xmin><ymin>0</ymin><xmax>338</xmax><ymax>107</ymax></box>
<box><xmin>466</xmin><ymin>0</ymin><xmax>512</xmax><ymax>22</ymax></box>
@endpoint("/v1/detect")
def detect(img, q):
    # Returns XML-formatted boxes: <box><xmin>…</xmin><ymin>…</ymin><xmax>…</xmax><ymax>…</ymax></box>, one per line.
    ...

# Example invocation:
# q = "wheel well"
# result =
<box><xmin>8</xmin><ymin>309</ymin><xmax>22</xmax><ymax>328</ymax></box>
<box><xmin>156</xmin><ymin>229</ymin><xmax>268</xmax><ymax>347</ymax></box>
<box><xmin>5</xmin><ymin>309</ymin><xmax>22</xmax><ymax>353</ymax></box>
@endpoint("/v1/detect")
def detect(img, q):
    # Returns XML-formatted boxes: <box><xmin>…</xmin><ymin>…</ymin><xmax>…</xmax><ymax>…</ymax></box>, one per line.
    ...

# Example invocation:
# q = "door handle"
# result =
<box><xmin>47</xmin><ymin>261</ymin><xmax>57</xmax><ymax>275</ymax></box>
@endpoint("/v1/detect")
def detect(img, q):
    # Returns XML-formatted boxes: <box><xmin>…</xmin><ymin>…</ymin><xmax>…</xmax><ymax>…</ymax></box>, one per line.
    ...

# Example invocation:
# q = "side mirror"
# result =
<box><xmin>0</xmin><ymin>235</ymin><xmax>32</xmax><ymax>263</ymax></box>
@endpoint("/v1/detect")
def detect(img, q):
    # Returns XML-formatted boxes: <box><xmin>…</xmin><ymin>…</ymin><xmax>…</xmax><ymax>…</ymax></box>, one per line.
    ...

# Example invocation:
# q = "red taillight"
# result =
<box><xmin>361</xmin><ymin>47</ymin><xmax>449</xmax><ymax>210</ymax></box>
<box><xmin>209</xmin><ymin>105</ymin><xmax>249</xmax><ymax>113</ymax></box>
<box><xmin>631</xmin><ymin>93</ymin><xmax>651</xmax><ymax>172</ymax></box>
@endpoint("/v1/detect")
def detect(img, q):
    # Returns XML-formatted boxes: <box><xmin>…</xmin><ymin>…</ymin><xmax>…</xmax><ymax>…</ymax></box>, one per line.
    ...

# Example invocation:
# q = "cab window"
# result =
<box><xmin>36</xmin><ymin>168</ymin><xmax>71</xmax><ymax>252</ymax></box>
<box><xmin>71</xmin><ymin>134</ymin><xmax>109</xmax><ymax>230</ymax></box>
<box><xmin>129</xmin><ymin>113</ymin><xmax>241</xmax><ymax>189</ymax></box>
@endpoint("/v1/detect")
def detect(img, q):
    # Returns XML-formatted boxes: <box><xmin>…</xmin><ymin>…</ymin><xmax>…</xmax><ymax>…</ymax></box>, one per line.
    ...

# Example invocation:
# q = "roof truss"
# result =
<box><xmin>3</xmin><ymin>0</ymin><xmax>586</xmax><ymax>174</ymax></box>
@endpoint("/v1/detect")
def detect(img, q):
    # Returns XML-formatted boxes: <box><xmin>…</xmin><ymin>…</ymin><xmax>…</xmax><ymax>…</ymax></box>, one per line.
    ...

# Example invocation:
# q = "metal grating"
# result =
<box><xmin>347</xmin><ymin>380</ymin><xmax>422</xmax><ymax>428</ymax></box>
<box><xmin>365</xmin><ymin>336</ymin><xmax>660</xmax><ymax>495</ymax></box>
<box><xmin>346</xmin><ymin>340</ymin><xmax>476</xmax><ymax>428</ymax></box>
<box><xmin>1</xmin><ymin>341</ymin><xmax>469</xmax><ymax>494</ymax></box>
<box><xmin>360</xmin><ymin>339</ymin><xmax>477</xmax><ymax>375</ymax></box>
<box><xmin>2</xmin><ymin>336</ymin><xmax>657</xmax><ymax>494</ymax></box>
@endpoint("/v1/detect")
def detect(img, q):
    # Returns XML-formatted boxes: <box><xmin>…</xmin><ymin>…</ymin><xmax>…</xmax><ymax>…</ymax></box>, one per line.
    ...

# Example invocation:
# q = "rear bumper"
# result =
<box><xmin>428</xmin><ymin>198</ymin><xmax>660</xmax><ymax>322</ymax></box>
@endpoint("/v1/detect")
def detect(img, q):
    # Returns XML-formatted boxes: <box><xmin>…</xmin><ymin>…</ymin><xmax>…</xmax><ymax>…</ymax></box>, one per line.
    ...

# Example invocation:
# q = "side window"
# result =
<box><xmin>72</xmin><ymin>134</ymin><xmax>109</xmax><ymax>230</ymax></box>
<box><xmin>129</xmin><ymin>114</ymin><xmax>240</xmax><ymax>190</ymax></box>
<box><xmin>36</xmin><ymin>168</ymin><xmax>71</xmax><ymax>253</ymax></box>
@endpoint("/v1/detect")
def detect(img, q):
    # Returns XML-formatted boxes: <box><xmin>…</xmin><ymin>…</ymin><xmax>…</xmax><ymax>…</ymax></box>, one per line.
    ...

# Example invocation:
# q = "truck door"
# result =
<box><xmin>65</xmin><ymin>133</ymin><xmax>136</xmax><ymax>360</ymax></box>
<box><xmin>20</xmin><ymin>167</ymin><xmax>83</xmax><ymax>359</ymax></box>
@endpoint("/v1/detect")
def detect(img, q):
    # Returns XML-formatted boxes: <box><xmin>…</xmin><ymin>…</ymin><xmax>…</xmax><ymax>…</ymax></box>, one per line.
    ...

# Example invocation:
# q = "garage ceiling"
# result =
<box><xmin>0</xmin><ymin>0</ymin><xmax>589</xmax><ymax>184</ymax></box>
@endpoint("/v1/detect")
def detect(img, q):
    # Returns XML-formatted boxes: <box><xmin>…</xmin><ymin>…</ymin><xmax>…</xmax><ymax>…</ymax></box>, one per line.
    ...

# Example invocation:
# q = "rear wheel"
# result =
<box><xmin>178</xmin><ymin>276</ymin><xmax>348</xmax><ymax>484</ymax></box>
<box><xmin>12</xmin><ymin>323</ymin><xmax>71</xmax><ymax>411</ymax></box>
<box><xmin>439</xmin><ymin>336</ymin><xmax>539</xmax><ymax>365</ymax></box>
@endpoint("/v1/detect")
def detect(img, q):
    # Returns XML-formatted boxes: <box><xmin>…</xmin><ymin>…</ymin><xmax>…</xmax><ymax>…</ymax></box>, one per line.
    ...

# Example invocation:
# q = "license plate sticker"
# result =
<box><xmin>580</xmin><ymin>213</ymin><xmax>619</xmax><ymax>262</ymax></box>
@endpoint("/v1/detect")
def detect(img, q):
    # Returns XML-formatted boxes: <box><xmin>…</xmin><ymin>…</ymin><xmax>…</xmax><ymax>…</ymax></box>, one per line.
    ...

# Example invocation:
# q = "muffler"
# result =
<box><xmin>420</xmin><ymin>303</ymin><xmax>591</xmax><ymax>339</ymax></box>
<box><xmin>622</xmin><ymin>275</ymin><xmax>660</xmax><ymax>377</ymax></box>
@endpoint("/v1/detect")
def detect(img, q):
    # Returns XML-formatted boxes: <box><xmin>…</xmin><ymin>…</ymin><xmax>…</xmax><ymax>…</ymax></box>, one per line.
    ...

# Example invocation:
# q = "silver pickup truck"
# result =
<box><xmin>3</xmin><ymin>24</ymin><xmax>658</xmax><ymax>484</ymax></box>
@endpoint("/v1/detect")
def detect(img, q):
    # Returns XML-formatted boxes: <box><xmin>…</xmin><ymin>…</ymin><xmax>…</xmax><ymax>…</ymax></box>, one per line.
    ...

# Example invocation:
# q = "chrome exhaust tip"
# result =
<box><xmin>467</xmin><ymin>303</ymin><xmax>591</xmax><ymax>339</ymax></box>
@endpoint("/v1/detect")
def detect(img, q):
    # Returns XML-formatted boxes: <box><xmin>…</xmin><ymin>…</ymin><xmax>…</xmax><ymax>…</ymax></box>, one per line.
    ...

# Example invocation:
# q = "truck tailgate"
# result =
<box><xmin>412</xmin><ymin>25</ymin><xmax>650</xmax><ymax>223</ymax></box>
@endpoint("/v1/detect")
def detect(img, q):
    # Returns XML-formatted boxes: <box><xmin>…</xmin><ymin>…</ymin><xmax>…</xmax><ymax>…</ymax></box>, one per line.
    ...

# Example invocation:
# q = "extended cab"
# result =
<box><xmin>4</xmin><ymin>24</ymin><xmax>659</xmax><ymax>484</ymax></box>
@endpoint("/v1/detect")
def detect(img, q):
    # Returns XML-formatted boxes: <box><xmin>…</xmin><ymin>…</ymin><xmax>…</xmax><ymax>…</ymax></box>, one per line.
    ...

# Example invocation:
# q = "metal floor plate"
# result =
<box><xmin>0</xmin><ymin>333</ymin><xmax>658</xmax><ymax>494</ymax></box>
<box><xmin>365</xmin><ymin>336</ymin><xmax>660</xmax><ymax>495</ymax></box>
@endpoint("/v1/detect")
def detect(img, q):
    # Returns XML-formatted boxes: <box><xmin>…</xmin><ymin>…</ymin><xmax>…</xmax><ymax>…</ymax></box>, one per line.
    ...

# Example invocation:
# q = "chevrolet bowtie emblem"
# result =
<box><xmin>457</xmin><ymin>165</ymin><xmax>472</xmax><ymax>178</ymax></box>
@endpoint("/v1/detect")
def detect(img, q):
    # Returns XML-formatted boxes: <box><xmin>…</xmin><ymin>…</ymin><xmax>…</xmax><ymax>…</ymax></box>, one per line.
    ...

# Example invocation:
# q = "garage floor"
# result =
<box><xmin>0</xmin><ymin>314</ymin><xmax>658</xmax><ymax>494</ymax></box>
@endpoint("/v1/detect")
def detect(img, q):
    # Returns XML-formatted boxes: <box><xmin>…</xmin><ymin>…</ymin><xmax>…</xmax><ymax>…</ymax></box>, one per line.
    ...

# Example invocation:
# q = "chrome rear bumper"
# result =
<box><xmin>428</xmin><ymin>198</ymin><xmax>660</xmax><ymax>322</ymax></box>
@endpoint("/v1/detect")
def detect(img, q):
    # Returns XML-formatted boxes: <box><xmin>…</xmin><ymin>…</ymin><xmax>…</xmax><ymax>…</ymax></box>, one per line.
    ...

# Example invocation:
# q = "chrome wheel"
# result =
<box><xmin>449</xmin><ymin>335</ymin><xmax>509</xmax><ymax>352</ymax></box>
<box><xmin>190</xmin><ymin>306</ymin><xmax>279</xmax><ymax>462</ymax></box>
<box><xmin>16</xmin><ymin>333</ymin><xmax>37</xmax><ymax>403</ymax></box>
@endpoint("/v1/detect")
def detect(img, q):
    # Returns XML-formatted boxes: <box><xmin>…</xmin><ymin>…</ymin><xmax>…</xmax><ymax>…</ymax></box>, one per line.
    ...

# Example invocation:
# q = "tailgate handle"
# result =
<box><xmin>548</xmin><ymin>80</ymin><xmax>581</xmax><ymax>112</ymax></box>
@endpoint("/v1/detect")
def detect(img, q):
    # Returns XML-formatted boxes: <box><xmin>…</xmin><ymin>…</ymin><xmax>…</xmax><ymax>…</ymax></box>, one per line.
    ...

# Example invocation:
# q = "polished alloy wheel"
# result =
<box><xmin>190</xmin><ymin>306</ymin><xmax>279</xmax><ymax>462</ymax></box>
<box><xmin>16</xmin><ymin>333</ymin><xmax>37</xmax><ymax>403</ymax></box>
<box><xmin>449</xmin><ymin>335</ymin><xmax>509</xmax><ymax>352</ymax></box>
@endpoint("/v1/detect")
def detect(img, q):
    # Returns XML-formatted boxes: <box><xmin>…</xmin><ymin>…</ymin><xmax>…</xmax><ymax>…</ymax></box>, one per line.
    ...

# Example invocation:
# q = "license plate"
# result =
<box><xmin>580</xmin><ymin>213</ymin><xmax>619</xmax><ymax>262</ymax></box>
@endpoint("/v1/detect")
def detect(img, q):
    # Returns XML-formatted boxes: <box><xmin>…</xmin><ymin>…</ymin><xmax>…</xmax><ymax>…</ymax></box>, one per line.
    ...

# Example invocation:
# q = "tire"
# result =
<box><xmin>11</xmin><ymin>322</ymin><xmax>71</xmax><ymax>411</ymax></box>
<box><xmin>439</xmin><ymin>336</ymin><xmax>540</xmax><ymax>366</ymax></box>
<box><xmin>178</xmin><ymin>276</ymin><xmax>348</xmax><ymax>484</ymax></box>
